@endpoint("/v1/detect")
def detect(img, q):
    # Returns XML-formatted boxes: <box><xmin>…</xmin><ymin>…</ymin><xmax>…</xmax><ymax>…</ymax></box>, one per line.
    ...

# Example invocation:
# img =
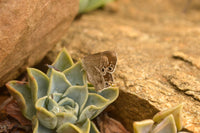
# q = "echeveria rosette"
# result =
<box><xmin>6</xmin><ymin>48</ymin><xmax>119</xmax><ymax>133</ymax></box>
<box><xmin>133</xmin><ymin>104</ymin><xmax>184</xmax><ymax>133</ymax></box>
<box><xmin>79</xmin><ymin>0</ymin><xmax>115</xmax><ymax>13</ymax></box>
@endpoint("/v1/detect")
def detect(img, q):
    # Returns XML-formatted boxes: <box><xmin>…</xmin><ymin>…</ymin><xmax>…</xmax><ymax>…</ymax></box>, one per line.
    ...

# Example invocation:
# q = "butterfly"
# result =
<box><xmin>82</xmin><ymin>51</ymin><xmax>117</xmax><ymax>91</ymax></box>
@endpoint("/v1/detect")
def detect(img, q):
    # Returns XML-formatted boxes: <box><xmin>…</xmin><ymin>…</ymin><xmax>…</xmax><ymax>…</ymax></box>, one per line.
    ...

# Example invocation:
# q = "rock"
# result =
<box><xmin>173</xmin><ymin>51</ymin><xmax>200</xmax><ymax>70</ymax></box>
<box><xmin>165</xmin><ymin>71</ymin><xmax>200</xmax><ymax>101</ymax></box>
<box><xmin>107</xmin><ymin>90</ymin><xmax>159</xmax><ymax>132</ymax></box>
<box><xmin>0</xmin><ymin>0</ymin><xmax>79</xmax><ymax>86</ymax></box>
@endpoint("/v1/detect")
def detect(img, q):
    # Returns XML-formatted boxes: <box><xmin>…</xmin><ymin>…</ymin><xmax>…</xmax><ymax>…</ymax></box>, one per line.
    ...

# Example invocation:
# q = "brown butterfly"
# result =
<box><xmin>82</xmin><ymin>51</ymin><xmax>117</xmax><ymax>91</ymax></box>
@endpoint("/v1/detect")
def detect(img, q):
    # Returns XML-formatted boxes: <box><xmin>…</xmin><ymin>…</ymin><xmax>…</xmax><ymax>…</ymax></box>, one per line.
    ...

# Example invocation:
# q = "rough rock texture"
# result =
<box><xmin>0</xmin><ymin>0</ymin><xmax>79</xmax><ymax>86</ymax></box>
<box><xmin>44</xmin><ymin>0</ymin><xmax>200</xmax><ymax>132</ymax></box>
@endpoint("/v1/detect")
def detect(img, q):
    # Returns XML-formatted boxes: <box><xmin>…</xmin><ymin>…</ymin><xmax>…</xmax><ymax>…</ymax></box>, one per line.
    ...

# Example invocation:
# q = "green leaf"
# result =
<box><xmin>51</xmin><ymin>48</ymin><xmax>74</xmax><ymax>72</ymax></box>
<box><xmin>153</xmin><ymin>104</ymin><xmax>183</xmax><ymax>131</ymax></box>
<box><xmin>46</xmin><ymin>96</ymin><xmax>59</xmax><ymax>111</ymax></box>
<box><xmin>98</xmin><ymin>87</ymin><xmax>119</xmax><ymax>104</ymax></box>
<box><xmin>78</xmin><ymin>93</ymin><xmax>108</xmax><ymax>122</ymax></box>
<box><xmin>56</xmin><ymin>112</ymin><xmax>77</xmax><ymax>128</ymax></box>
<box><xmin>90</xmin><ymin>122</ymin><xmax>100</xmax><ymax>133</ymax></box>
<box><xmin>77</xmin><ymin>118</ymin><xmax>91</xmax><ymax>133</ymax></box>
<box><xmin>58</xmin><ymin>97</ymin><xmax>79</xmax><ymax>116</ymax></box>
<box><xmin>91</xmin><ymin>87</ymin><xmax>119</xmax><ymax>118</ymax></box>
<box><xmin>57</xmin><ymin>119</ymin><xmax>91</xmax><ymax>133</ymax></box>
<box><xmin>79</xmin><ymin>0</ymin><xmax>114</xmax><ymax>13</ymax></box>
<box><xmin>152</xmin><ymin>114</ymin><xmax>177</xmax><ymax>133</ymax></box>
<box><xmin>50</xmin><ymin>93</ymin><xmax>63</xmax><ymax>103</ymax></box>
<box><xmin>133</xmin><ymin>119</ymin><xmax>154</xmax><ymax>133</ymax></box>
<box><xmin>88</xmin><ymin>86</ymin><xmax>96</xmax><ymax>93</ymax></box>
<box><xmin>32</xmin><ymin>116</ymin><xmax>55</xmax><ymax>133</ymax></box>
<box><xmin>79</xmin><ymin>0</ymin><xmax>89</xmax><ymax>13</ymax></box>
<box><xmin>27</xmin><ymin>68</ymin><xmax>49</xmax><ymax>103</ymax></box>
<box><xmin>6</xmin><ymin>81</ymin><xmax>36</xmax><ymax>120</ymax></box>
<box><xmin>63</xmin><ymin>61</ymin><xmax>86</xmax><ymax>86</ymax></box>
<box><xmin>35</xmin><ymin>96</ymin><xmax>57</xmax><ymax>129</ymax></box>
<box><xmin>57</xmin><ymin>123</ymin><xmax>82</xmax><ymax>133</ymax></box>
<box><xmin>48</xmin><ymin>69</ymin><xmax>71</xmax><ymax>94</ymax></box>
<box><xmin>63</xmin><ymin>85</ymin><xmax>88</xmax><ymax>112</ymax></box>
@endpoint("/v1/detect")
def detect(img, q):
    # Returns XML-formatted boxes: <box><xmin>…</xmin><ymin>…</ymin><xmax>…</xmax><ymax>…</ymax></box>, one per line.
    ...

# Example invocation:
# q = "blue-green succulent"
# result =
<box><xmin>79</xmin><ymin>0</ymin><xmax>115</xmax><ymax>13</ymax></box>
<box><xmin>133</xmin><ymin>104</ymin><xmax>184</xmax><ymax>133</ymax></box>
<box><xmin>6</xmin><ymin>48</ymin><xmax>119</xmax><ymax>133</ymax></box>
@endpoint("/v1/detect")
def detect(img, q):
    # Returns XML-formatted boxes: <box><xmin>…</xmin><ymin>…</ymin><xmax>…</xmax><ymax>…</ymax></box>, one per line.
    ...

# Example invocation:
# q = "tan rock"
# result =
<box><xmin>0</xmin><ymin>0</ymin><xmax>79</xmax><ymax>86</ymax></box>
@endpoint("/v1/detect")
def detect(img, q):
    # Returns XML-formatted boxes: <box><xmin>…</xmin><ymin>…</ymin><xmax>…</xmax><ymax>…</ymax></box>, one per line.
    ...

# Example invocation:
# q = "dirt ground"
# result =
<box><xmin>1</xmin><ymin>0</ymin><xmax>200</xmax><ymax>132</ymax></box>
<box><xmin>55</xmin><ymin>0</ymin><xmax>200</xmax><ymax>132</ymax></box>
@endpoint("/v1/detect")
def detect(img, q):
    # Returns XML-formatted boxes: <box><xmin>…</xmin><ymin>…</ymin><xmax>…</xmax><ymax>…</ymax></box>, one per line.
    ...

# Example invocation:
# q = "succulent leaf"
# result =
<box><xmin>48</xmin><ymin>69</ymin><xmax>71</xmax><ymax>94</ymax></box>
<box><xmin>79</xmin><ymin>0</ymin><xmax>89</xmax><ymax>13</ymax></box>
<box><xmin>50</xmin><ymin>93</ymin><xmax>63</xmax><ymax>103</ymax></box>
<box><xmin>6</xmin><ymin>81</ymin><xmax>36</xmax><ymax>120</ymax></box>
<box><xmin>51</xmin><ymin>48</ymin><xmax>74</xmax><ymax>72</ymax></box>
<box><xmin>35</xmin><ymin>96</ymin><xmax>58</xmax><ymax>129</ymax></box>
<box><xmin>57</xmin><ymin>122</ymin><xmax>82</xmax><ymax>133</ymax></box>
<box><xmin>56</xmin><ymin>112</ymin><xmax>77</xmax><ymax>128</ymax></box>
<box><xmin>133</xmin><ymin>119</ymin><xmax>154</xmax><ymax>133</ymax></box>
<box><xmin>98</xmin><ymin>87</ymin><xmax>119</xmax><ymax>103</ymax></box>
<box><xmin>46</xmin><ymin>96</ymin><xmax>59</xmax><ymax>111</ymax></box>
<box><xmin>153</xmin><ymin>104</ymin><xmax>183</xmax><ymax>131</ymax></box>
<box><xmin>78</xmin><ymin>93</ymin><xmax>108</xmax><ymax>122</ymax></box>
<box><xmin>27</xmin><ymin>68</ymin><xmax>49</xmax><ymax>103</ymax></box>
<box><xmin>32</xmin><ymin>116</ymin><xmax>55</xmax><ymax>133</ymax></box>
<box><xmin>57</xmin><ymin>97</ymin><xmax>79</xmax><ymax>116</ymax></box>
<box><xmin>92</xmin><ymin>87</ymin><xmax>119</xmax><ymax>118</ymax></box>
<box><xmin>79</xmin><ymin>0</ymin><xmax>114</xmax><ymax>13</ymax></box>
<box><xmin>152</xmin><ymin>114</ymin><xmax>177</xmax><ymax>133</ymax></box>
<box><xmin>57</xmin><ymin>119</ymin><xmax>90</xmax><ymax>133</ymax></box>
<box><xmin>88</xmin><ymin>86</ymin><xmax>97</xmax><ymax>93</ymax></box>
<box><xmin>133</xmin><ymin>104</ymin><xmax>184</xmax><ymax>133</ymax></box>
<box><xmin>90</xmin><ymin>122</ymin><xmax>100</xmax><ymax>133</ymax></box>
<box><xmin>63</xmin><ymin>85</ymin><xmax>88</xmax><ymax>112</ymax></box>
<box><xmin>63</xmin><ymin>61</ymin><xmax>86</xmax><ymax>86</ymax></box>
<box><xmin>77</xmin><ymin>118</ymin><xmax>91</xmax><ymax>133</ymax></box>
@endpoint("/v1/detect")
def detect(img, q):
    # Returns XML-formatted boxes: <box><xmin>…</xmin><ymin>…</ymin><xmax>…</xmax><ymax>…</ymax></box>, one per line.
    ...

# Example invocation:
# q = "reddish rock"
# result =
<box><xmin>0</xmin><ymin>0</ymin><xmax>79</xmax><ymax>86</ymax></box>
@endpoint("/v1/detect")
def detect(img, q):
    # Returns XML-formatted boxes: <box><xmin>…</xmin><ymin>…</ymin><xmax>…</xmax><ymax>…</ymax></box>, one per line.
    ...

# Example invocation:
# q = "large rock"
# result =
<box><xmin>0</xmin><ymin>0</ymin><xmax>79</xmax><ymax>86</ymax></box>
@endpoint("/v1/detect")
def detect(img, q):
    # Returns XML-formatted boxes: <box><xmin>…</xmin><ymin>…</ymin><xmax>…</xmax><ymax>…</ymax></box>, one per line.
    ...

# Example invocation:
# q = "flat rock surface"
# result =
<box><xmin>0</xmin><ymin>0</ymin><xmax>78</xmax><ymax>86</ymax></box>
<box><xmin>47</xmin><ymin>0</ymin><xmax>200</xmax><ymax>132</ymax></box>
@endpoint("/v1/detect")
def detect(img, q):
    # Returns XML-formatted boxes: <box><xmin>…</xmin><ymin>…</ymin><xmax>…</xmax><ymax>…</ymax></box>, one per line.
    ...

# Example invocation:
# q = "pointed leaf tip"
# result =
<box><xmin>63</xmin><ymin>85</ymin><xmax>88</xmax><ymax>112</ymax></box>
<box><xmin>27</xmin><ymin>68</ymin><xmax>49</xmax><ymax>103</ymax></box>
<box><xmin>153</xmin><ymin>103</ymin><xmax>183</xmax><ymax>131</ymax></box>
<box><xmin>152</xmin><ymin>114</ymin><xmax>177</xmax><ymax>133</ymax></box>
<box><xmin>133</xmin><ymin>119</ymin><xmax>154</xmax><ymax>133</ymax></box>
<box><xmin>48</xmin><ymin>69</ymin><xmax>71</xmax><ymax>94</ymax></box>
<box><xmin>51</xmin><ymin>48</ymin><xmax>74</xmax><ymax>72</ymax></box>
<box><xmin>64</xmin><ymin>61</ymin><xmax>86</xmax><ymax>86</ymax></box>
<box><xmin>6</xmin><ymin>81</ymin><xmax>35</xmax><ymax>120</ymax></box>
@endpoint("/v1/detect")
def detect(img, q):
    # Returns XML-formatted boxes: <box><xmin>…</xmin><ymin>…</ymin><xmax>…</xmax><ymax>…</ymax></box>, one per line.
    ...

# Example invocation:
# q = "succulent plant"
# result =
<box><xmin>6</xmin><ymin>48</ymin><xmax>119</xmax><ymax>133</ymax></box>
<box><xmin>133</xmin><ymin>104</ymin><xmax>184</xmax><ymax>133</ymax></box>
<box><xmin>79</xmin><ymin>0</ymin><xmax>115</xmax><ymax>13</ymax></box>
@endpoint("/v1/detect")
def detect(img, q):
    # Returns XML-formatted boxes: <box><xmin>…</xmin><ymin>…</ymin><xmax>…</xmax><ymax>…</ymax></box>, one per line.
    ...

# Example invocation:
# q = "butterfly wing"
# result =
<box><xmin>82</xmin><ymin>56</ymin><xmax>105</xmax><ymax>90</ymax></box>
<box><xmin>103</xmin><ymin>72</ymin><xmax>114</xmax><ymax>88</ymax></box>
<box><xmin>86</xmin><ymin>65</ymin><xmax>105</xmax><ymax>90</ymax></box>
<box><xmin>101</xmin><ymin>51</ymin><xmax>117</xmax><ymax>73</ymax></box>
<box><xmin>82</xmin><ymin>51</ymin><xmax>117</xmax><ymax>90</ymax></box>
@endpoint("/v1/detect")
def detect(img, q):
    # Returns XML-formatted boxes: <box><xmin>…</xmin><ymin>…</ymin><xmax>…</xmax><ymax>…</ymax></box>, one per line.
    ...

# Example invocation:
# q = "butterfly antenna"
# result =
<box><xmin>46</xmin><ymin>64</ymin><xmax>60</xmax><ymax>71</ymax></box>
